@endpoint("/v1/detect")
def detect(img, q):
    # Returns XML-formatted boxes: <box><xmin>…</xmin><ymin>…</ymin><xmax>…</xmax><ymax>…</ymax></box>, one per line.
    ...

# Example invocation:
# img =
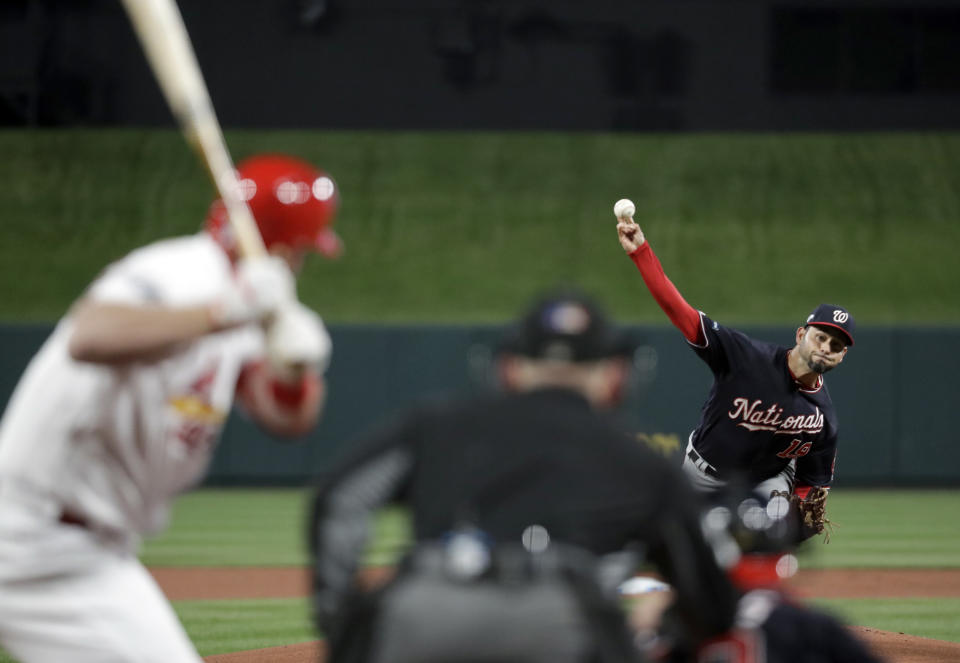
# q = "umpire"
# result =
<box><xmin>309</xmin><ymin>289</ymin><xmax>738</xmax><ymax>663</ymax></box>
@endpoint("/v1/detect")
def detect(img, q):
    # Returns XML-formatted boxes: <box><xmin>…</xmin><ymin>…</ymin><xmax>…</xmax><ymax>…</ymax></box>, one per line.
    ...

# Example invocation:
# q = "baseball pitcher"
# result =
<box><xmin>616</xmin><ymin>212</ymin><xmax>854</xmax><ymax>542</ymax></box>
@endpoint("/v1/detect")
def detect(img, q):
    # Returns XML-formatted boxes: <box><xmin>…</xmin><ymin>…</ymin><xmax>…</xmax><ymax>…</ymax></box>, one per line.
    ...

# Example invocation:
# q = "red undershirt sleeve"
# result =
<box><xmin>629</xmin><ymin>243</ymin><xmax>704</xmax><ymax>345</ymax></box>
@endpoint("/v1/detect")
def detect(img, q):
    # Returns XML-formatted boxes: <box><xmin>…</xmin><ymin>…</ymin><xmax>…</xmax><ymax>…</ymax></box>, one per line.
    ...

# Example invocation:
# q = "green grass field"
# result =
<box><xmin>788</xmin><ymin>489</ymin><xmax>960</xmax><ymax>569</ymax></box>
<box><xmin>2</xmin><ymin>130</ymin><xmax>959</xmax><ymax>324</ymax></box>
<box><xmin>159</xmin><ymin>488</ymin><xmax>960</xmax><ymax>656</ymax></box>
<box><xmin>812</xmin><ymin>599</ymin><xmax>960</xmax><ymax>644</ymax></box>
<box><xmin>142</xmin><ymin>488</ymin><xmax>960</xmax><ymax>570</ymax></box>
<box><xmin>175</xmin><ymin>598</ymin><xmax>315</xmax><ymax>657</ymax></box>
<box><xmin>0</xmin><ymin>488</ymin><xmax>957</xmax><ymax>660</ymax></box>
<box><xmin>161</xmin><ymin>488</ymin><xmax>960</xmax><ymax>656</ymax></box>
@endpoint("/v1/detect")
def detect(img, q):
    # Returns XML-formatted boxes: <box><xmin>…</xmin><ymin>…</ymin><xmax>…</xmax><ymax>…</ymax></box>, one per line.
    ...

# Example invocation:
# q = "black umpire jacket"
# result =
<box><xmin>309</xmin><ymin>387</ymin><xmax>738</xmax><ymax>644</ymax></box>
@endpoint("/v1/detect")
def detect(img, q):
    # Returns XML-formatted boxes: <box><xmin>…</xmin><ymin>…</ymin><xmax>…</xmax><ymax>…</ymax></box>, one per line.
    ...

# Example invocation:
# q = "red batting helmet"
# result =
<box><xmin>205</xmin><ymin>154</ymin><xmax>341</xmax><ymax>257</ymax></box>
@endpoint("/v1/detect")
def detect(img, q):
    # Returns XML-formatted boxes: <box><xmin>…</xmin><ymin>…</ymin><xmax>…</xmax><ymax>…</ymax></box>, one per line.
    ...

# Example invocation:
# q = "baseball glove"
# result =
<box><xmin>772</xmin><ymin>487</ymin><xmax>834</xmax><ymax>543</ymax></box>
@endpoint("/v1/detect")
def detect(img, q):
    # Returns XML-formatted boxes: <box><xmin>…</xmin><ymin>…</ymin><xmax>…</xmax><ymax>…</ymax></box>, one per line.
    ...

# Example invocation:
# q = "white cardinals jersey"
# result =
<box><xmin>0</xmin><ymin>234</ymin><xmax>263</xmax><ymax>540</ymax></box>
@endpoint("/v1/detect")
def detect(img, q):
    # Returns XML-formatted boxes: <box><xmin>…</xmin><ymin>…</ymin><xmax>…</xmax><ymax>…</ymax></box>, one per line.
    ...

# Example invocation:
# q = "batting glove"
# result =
<box><xmin>209</xmin><ymin>256</ymin><xmax>296</xmax><ymax>328</ymax></box>
<box><xmin>266</xmin><ymin>301</ymin><xmax>332</xmax><ymax>376</ymax></box>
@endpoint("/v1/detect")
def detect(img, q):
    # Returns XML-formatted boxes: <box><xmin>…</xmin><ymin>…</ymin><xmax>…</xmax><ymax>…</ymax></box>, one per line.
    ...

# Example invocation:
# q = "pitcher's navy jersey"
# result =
<box><xmin>689</xmin><ymin>313</ymin><xmax>838</xmax><ymax>487</ymax></box>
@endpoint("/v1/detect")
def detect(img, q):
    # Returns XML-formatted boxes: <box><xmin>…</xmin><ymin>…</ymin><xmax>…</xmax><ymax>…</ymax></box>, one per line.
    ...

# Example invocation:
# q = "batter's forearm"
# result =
<box><xmin>629</xmin><ymin>244</ymin><xmax>702</xmax><ymax>344</ymax></box>
<box><xmin>67</xmin><ymin>300</ymin><xmax>216</xmax><ymax>364</ymax></box>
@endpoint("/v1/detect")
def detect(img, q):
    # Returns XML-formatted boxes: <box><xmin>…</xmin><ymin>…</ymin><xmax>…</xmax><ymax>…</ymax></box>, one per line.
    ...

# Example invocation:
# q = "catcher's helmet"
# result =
<box><xmin>205</xmin><ymin>154</ymin><xmax>341</xmax><ymax>257</ymax></box>
<box><xmin>701</xmin><ymin>481</ymin><xmax>801</xmax><ymax>590</ymax></box>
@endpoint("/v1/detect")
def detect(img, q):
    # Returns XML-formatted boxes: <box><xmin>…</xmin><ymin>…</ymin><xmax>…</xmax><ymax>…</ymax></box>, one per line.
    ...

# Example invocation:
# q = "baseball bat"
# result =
<box><xmin>120</xmin><ymin>0</ymin><xmax>266</xmax><ymax>259</ymax></box>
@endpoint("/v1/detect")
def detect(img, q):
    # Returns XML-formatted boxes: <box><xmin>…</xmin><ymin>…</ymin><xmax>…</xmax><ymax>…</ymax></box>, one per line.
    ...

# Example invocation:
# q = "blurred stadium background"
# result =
<box><xmin>1</xmin><ymin>0</ymin><xmax>958</xmax><ymax>659</ymax></box>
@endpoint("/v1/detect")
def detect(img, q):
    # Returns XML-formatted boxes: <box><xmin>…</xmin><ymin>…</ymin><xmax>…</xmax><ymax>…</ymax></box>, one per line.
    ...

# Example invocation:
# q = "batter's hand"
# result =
<box><xmin>266</xmin><ymin>301</ymin><xmax>332</xmax><ymax>378</ymax></box>
<box><xmin>617</xmin><ymin>218</ymin><xmax>646</xmax><ymax>253</ymax></box>
<box><xmin>210</xmin><ymin>256</ymin><xmax>296</xmax><ymax>329</ymax></box>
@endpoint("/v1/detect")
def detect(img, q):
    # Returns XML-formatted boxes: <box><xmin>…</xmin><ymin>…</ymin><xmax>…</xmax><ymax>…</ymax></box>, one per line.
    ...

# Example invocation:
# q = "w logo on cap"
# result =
<box><xmin>806</xmin><ymin>303</ymin><xmax>855</xmax><ymax>346</ymax></box>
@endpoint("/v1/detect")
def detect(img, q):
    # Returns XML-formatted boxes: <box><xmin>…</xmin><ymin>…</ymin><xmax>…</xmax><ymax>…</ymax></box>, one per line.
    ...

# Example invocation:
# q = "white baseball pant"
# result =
<box><xmin>0</xmin><ymin>480</ymin><xmax>203</xmax><ymax>663</ymax></box>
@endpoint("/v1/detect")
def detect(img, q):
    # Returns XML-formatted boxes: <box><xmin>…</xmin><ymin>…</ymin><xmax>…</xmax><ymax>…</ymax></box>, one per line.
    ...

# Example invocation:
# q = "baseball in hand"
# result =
<box><xmin>614</xmin><ymin>198</ymin><xmax>636</xmax><ymax>219</ymax></box>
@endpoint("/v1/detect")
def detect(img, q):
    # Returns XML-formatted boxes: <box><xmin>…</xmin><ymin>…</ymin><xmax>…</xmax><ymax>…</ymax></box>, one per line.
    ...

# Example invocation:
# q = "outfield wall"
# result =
<box><xmin>1</xmin><ymin>324</ymin><xmax>956</xmax><ymax>486</ymax></box>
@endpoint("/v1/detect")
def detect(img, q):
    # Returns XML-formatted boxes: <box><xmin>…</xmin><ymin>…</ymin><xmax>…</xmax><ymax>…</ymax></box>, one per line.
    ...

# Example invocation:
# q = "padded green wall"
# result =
<box><xmin>1</xmin><ymin>324</ymin><xmax>957</xmax><ymax>485</ymax></box>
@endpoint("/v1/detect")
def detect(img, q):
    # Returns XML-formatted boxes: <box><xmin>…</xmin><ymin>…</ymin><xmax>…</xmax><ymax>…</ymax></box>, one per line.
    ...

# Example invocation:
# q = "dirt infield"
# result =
<box><xmin>148</xmin><ymin>567</ymin><xmax>960</xmax><ymax>663</ymax></box>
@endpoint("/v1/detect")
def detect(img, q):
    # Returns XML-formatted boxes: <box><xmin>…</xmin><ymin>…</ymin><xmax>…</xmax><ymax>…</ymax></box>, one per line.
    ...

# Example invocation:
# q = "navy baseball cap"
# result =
<box><xmin>499</xmin><ymin>290</ymin><xmax>634</xmax><ymax>361</ymax></box>
<box><xmin>805</xmin><ymin>304</ymin><xmax>855</xmax><ymax>347</ymax></box>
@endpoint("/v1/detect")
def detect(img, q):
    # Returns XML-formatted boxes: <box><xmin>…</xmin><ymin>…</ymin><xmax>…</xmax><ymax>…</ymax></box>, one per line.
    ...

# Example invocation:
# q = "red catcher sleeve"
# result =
<box><xmin>629</xmin><ymin>243</ymin><xmax>703</xmax><ymax>344</ymax></box>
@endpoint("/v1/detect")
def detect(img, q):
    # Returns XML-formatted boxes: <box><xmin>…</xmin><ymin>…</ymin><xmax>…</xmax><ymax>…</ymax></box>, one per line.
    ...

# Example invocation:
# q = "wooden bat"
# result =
<box><xmin>120</xmin><ymin>0</ymin><xmax>266</xmax><ymax>258</ymax></box>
